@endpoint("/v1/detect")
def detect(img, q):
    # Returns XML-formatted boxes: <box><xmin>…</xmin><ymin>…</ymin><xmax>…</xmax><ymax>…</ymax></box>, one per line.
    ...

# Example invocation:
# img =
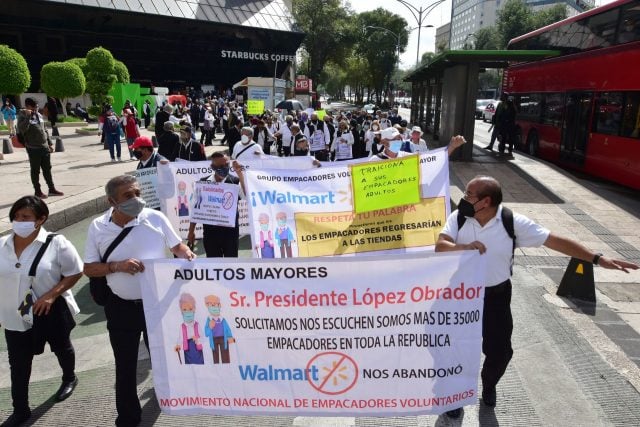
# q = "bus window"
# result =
<box><xmin>516</xmin><ymin>94</ymin><xmax>542</xmax><ymax>122</ymax></box>
<box><xmin>582</xmin><ymin>9</ymin><xmax>619</xmax><ymax>50</ymax></box>
<box><xmin>622</xmin><ymin>92</ymin><xmax>640</xmax><ymax>139</ymax></box>
<box><xmin>593</xmin><ymin>92</ymin><xmax>623</xmax><ymax>136</ymax></box>
<box><xmin>541</xmin><ymin>93</ymin><xmax>564</xmax><ymax>127</ymax></box>
<box><xmin>618</xmin><ymin>3</ymin><xmax>640</xmax><ymax>44</ymax></box>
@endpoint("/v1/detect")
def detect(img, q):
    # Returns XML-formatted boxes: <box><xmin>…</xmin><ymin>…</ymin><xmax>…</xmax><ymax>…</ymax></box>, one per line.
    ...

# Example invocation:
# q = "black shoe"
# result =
<box><xmin>35</xmin><ymin>190</ymin><xmax>48</xmax><ymax>199</ymax></box>
<box><xmin>482</xmin><ymin>388</ymin><xmax>496</xmax><ymax>407</ymax></box>
<box><xmin>48</xmin><ymin>188</ymin><xmax>64</xmax><ymax>196</ymax></box>
<box><xmin>445</xmin><ymin>408</ymin><xmax>462</xmax><ymax>419</ymax></box>
<box><xmin>55</xmin><ymin>377</ymin><xmax>78</xmax><ymax>401</ymax></box>
<box><xmin>1</xmin><ymin>410</ymin><xmax>31</xmax><ymax>427</ymax></box>
<box><xmin>483</xmin><ymin>145</ymin><xmax>493</xmax><ymax>151</ymax></box>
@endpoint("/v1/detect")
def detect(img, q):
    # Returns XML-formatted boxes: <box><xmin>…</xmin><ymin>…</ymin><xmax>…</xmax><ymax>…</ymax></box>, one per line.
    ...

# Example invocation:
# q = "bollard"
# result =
<box><xmin>152</xmin><ymin>135</ymin><xmax>158</xmax><ymax>148</ymax></box>
<box><xmin>556</xmin><ymin>257</ymin><xmax>596</xmax><ymax>302</ymax></box>
<box><xmin>2</xmin><ymin>138</ymin><xmax>13</xmax><ymax>154</ymax></box>
<box><xmin>55</xmin><ymin>137</ymin><xmax>64</xmax><ymax>152</ymax></box>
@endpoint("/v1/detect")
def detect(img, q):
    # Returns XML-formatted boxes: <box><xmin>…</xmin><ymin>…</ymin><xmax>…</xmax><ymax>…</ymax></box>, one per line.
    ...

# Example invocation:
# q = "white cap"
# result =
<box><xmin>376</xmin><ymin>127</ymin><xmax>400</xmax><ymax>140</ymax></box>
<box><xmin>411</xmin><ymin>126</ymin><xmax>423</xmax><ymax>135</ymax></box>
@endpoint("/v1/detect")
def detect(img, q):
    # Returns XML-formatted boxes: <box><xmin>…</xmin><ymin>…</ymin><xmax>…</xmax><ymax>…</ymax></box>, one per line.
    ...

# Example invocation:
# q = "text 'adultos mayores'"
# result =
<box><xmin>229</xmin><ymin>283</ymin><xmax>483</xmax><ymax>309</ymax></box>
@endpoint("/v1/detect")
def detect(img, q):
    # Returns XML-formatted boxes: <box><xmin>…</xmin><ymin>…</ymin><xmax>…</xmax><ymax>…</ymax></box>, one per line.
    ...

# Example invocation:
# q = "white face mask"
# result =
<box><xmin>372</xmin><ymin>126</ymin><xmax>379</xmax><ymax>131</ymax></box>
<box><xmin>241</xmin><ymin>135</ymin><xmax>250</xmax><ymax>144</ymax></box>
<box><xmin>13</xmin><ymin>221</ymin><xmax>37</xmax><ymax>238</ymax></box>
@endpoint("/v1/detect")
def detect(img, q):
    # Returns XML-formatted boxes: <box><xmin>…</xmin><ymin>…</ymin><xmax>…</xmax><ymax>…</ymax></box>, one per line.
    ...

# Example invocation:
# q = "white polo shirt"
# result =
<box><xmin>0</xmin><ymin>228</ymin><xmax>82</xmax><ymax>332</ymax></box>
<box><xmin>84</xmin><ymin>207</ymin><xmax>182</xmax><ymax>300</ymax></box>
<box><xmin>440</xmin><ymin>205</ymin><xmax>550</xmax><ymax>287</ymax></box>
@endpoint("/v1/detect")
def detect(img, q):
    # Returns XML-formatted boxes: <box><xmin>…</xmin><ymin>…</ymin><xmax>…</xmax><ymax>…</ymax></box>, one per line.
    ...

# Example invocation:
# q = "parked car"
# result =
<box><xmin>483</xmin><ymin>100</ymin><xmax>501</xmax><ymax>122</ymax></box>
<box><xmin>476</xmin><ymin>99</ymin><xmax>493</xmax><ymax>119</ymax></box>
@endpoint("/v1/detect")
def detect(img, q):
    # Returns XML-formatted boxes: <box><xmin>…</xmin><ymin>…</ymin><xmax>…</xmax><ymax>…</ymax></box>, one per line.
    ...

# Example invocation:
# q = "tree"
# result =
<box><xmin>85</xmin><ymin>47</ymin><xmax>116</xmax><ymax>114</ymax></box>
<box><xmin>532</xmin><ymin>4</ymin><xmax>567</xmax><ymax>30</ymax></box>
<box><xmin>357</xmin><ymin>9</ymin><xmax>409</xmax><ymax>104</ymax></box>
<box><xmin>113</xmin><ymin>60</ymin><xmax>130</xmax><ymax>84</ymax></box>
<box><xmin>496</xmin><ymin>0</ymin><xmax>534</xmax><ymax>48</ymax></box>
<box><xmin>40</xmin><ymin>61</ymin><xmax>86</xmax><ymax>116</ymax></box>
<box><xmin>436</xmin><ymin>40</ymin><xmax>449</xmax><ymax>53</ymax></box>
<box><xmin>421</xmin><ymin>51</ymin><xmax>436</xmax><ymax>65</ymax></box>
<box><xmin>293</xmin><ymin>0</ymin><xmax>355</xmax><ymax>85</ymax></box>
<box><xmin>66</xmin><ymin>57</ymin><xmax>88</xmax><ymax>77</ymax></box>
<box><xmin>0</xmin><ymin>45</ymin><xmax>31</xmax><ymax>95</ymax></box>
<box><xmin>474</xmin><ymin>27</ymin><xmax>500</xmax><ymax>50</ymax></box>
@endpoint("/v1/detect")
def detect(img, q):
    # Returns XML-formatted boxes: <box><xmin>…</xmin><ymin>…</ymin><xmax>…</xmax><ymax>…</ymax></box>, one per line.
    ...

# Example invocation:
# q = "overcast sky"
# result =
<box><xmin>348</xmin><ymin>0</ymin><xmax>616</xmax><ymax>69</ymax></box>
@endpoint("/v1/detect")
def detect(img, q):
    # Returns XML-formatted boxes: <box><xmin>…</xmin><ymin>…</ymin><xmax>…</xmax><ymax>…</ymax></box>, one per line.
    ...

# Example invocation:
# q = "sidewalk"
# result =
<box><xmin>1</xmin><ymin>120</ymin><xmax>640</xmax><ymax>425</ymax></box>
<box><xmin>0</xmin><ymin>126</ymin><xmax>227</xmax><ymax>236</ymax></box>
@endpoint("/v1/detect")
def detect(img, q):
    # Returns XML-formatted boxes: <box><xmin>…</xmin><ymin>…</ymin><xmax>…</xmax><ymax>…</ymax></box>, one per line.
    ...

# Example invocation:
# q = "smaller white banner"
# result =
<box><xmin>190</xmin><ymin>182</ymin><xmax>239</xmax><ymax>227</ymax></box>
<box><xmin>133</xmin><ymin>167</ymin><xmax>160</xmax><ymax>209</ymax></box>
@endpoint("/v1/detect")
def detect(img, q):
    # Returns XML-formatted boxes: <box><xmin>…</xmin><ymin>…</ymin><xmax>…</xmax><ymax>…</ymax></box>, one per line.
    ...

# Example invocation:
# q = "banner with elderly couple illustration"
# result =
<box><xmin>244</xmin><ymin>149</ymin><xmax>450</xmax><ymax>258</ymax></box>
<box><xmin>141</xmin><ymin>251</ymin><xmax>486</xmax><ymax>416</ymax></box>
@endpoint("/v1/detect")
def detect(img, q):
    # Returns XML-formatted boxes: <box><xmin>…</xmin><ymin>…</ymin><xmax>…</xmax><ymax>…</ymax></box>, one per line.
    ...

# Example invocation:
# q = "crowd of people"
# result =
<box><xmin>1</xmin><ymin>92</ymin><xmax>638</xmax><ymax>427</ymax></box>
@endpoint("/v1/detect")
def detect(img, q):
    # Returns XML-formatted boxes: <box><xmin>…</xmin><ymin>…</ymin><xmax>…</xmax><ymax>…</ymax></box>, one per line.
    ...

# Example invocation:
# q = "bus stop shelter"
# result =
<box><xmin>404</xmin><ymin>50</ymin><xmax>560</xmax><ymax>160</ymax></box>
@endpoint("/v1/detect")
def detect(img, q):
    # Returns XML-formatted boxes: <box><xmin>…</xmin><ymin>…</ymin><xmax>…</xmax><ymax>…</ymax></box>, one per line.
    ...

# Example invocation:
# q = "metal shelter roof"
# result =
<box><xmin>404</xmin><ymin>50</ymin><xmax>562</xmax><ymax>81</ymax></box>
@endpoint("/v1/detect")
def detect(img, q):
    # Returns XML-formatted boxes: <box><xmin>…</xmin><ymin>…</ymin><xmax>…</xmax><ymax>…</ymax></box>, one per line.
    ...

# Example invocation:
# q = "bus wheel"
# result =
<box><xmin>527</xmin><ymin>132</ymin><xmax>539</xmax><ymax>157</ymax></box>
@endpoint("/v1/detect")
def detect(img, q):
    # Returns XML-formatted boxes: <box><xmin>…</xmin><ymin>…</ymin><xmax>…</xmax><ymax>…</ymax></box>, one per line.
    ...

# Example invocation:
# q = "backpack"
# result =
<box><xmin>457</xmin><ymin>206</ymin><xmax>516</xmax><ymax>275</ymax></box>
<box><xmin>104</xmin><ymin>115</ymin><xmax>120</xmax><ymax>134</ymax></box>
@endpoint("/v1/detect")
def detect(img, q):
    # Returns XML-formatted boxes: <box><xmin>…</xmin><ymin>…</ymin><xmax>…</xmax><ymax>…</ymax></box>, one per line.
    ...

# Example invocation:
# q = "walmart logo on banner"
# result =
<box><xmin>251</xmin><ymin>191</ymin><xmax>336</xmax><ymax>207</ymax></box>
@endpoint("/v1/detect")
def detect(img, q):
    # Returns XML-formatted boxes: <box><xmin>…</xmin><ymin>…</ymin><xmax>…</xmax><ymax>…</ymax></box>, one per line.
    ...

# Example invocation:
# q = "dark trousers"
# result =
<box><xmin>279</xmin><ymin>240</ymin><xmax>293</xmax><ymax>258</ymax></box>
<box><xmin>5</xmin><ymin>316</ymin><xmax>75</xmax><ymax>413</ymax></box>
<box><xmin>144</xmin><ymin>114</ymin><xmax>150</xmax><ymax>128</ymax></box>
<box><xmin>488</xmin><ymin>125</ymin><xmax>500</xmax><ymax>148</ymax></box>
<box><xmin>105</xmin><ymin>294</ymin><xmax>149</xmax><ymax>427</ymax></box>
<box><xmin>26</xmin><ymin>146</ymin><xmax>54</xmax><ymax>192</ymax></box>
<box><xmin>481</xmin><ymin>280</ymin><xmax>513</xmax><ymax>392</ymax></box>
<box><xmin>282</xmin><ymin>146</ymin><xmax>291</xmax><ymax>157</ymax></box>
<box><xmin>212</xmin><ymin>336</ymin><xmax>230</xmax><ymax>364</ymax></box>
<box><xmin>203</xmin><ymin>225</ymin><xmax>239</xmax><ymax>258</ymax></box>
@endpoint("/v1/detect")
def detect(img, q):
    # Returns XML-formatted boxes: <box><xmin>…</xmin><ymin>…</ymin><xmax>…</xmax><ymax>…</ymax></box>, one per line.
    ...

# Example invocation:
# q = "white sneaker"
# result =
<box><xmin>111</xmin><ymin>158</ymin><xmax>116</xmax><ymax>163</ymax></box>
<box><xmin>117</xmin><ymin>158</ymin><xmax>123</xmax><ymax>162</ymax></box>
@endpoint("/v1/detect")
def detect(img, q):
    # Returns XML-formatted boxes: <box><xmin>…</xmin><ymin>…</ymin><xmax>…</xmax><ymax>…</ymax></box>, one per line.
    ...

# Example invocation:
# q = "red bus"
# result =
<box><xmin>506</xmin><ymin>0</ymin><xmax>640</xmax><ymax>190</ymax></box>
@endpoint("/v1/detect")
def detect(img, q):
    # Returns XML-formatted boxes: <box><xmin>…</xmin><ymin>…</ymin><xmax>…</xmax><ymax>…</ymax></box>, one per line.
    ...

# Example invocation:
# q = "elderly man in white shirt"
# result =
<box><xmin>231</xmin><ymin>126</ymin><xmax>264</xmax><ymax>160</ymax></box>
<box><xmin>436</xmin><ymin>175</ymin><xmax>638</xmax><ymax>418</ymax></box>
<box><xmin>83</xmin><ymin>174</ymin><xmax>195</xmax><ymax>427</ymax></box>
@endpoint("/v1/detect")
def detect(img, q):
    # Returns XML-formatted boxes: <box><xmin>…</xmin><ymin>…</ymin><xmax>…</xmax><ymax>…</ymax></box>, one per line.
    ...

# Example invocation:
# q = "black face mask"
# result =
<box><xmin>133</xmin><ymin>150</ymin><xmax>144</xmax><ymax>160</ymax></box>
<box><xmin>458</xmin><ymin>198</ymin><xmax>479</xmax><ymax>218</ymax></box>
<box><xmin>214</xmin><ymin>165</ymin><xmax>230</xmax><ymax>178</ymax></box>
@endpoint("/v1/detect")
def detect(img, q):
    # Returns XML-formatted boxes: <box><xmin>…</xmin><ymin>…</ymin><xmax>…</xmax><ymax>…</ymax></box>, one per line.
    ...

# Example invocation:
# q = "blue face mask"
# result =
<box><xmin>260</xmin><ymin>223</ymin><xmax>269</xmax><ymax>231</ymax></box>
<box><xmin>208</xmin><ymin>306</ymin><xmax>221</xmax><ymax>316</ymax></box>
<box><xmin>278</xmin><ymin>220</ymin><xmax>286</xmax><ymax>227</ymax></box>
<box><xmin>182</xmin><ymin>311</ymin><xmax>195</xmax><ymax>322</ymax></box>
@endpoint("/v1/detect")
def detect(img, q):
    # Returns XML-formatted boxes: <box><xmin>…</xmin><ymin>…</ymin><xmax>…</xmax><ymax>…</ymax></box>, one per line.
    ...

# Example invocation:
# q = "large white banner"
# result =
<box><xmin>244</xmin><ymin>149</ymin><xmax>450</xmax><ymax>258</ymax></box>
<box><xmin>141</xmin><ymin>251</ymin><xmax>485</xmax><ymax>416</ymax></box>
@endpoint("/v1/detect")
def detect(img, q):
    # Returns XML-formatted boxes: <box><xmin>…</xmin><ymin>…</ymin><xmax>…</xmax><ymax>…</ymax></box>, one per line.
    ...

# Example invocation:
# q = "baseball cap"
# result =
<box><xmin>129</xmin><ymin>136</ymin><xmax>153</xmax><ymax>150</ymax></box>
<box><xmin>376</xmin><ymin>127</ymin><xmax>400</xmax><ymax>140</ymax></box>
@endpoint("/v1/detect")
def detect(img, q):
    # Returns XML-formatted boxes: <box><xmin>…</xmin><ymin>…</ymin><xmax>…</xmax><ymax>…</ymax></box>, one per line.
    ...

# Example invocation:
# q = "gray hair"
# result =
<box><xmin>179</xmin><ymin>292</ymin><xmax>196</xmax><ymax>307</ymax></box>
<box><xmin>105</xmin><ymin>175</ymin><xmax>138</xmax><ymax>199</ymax></box>
<box><xmin>241</xmin><ymin>126</ymin><xmax>254</xmax><ymax>137</ymax></box>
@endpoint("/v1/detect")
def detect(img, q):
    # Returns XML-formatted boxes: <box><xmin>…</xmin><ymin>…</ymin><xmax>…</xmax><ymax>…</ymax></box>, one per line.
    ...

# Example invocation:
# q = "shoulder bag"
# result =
<box><xmin>89</xmin><ymin>227</ymin><xmax>133</xmax><ymax>306</ymax></box>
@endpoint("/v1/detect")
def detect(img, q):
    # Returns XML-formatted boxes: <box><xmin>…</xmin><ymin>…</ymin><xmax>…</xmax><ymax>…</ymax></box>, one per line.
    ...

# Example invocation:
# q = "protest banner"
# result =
<box><xmin>351</xmin><ymin>156</ymin><xmax>421</xmax><ymax>213</ymax></box>
<box><xmin>190</xmin><ymin>181</ymin><xmax>239</xmax><ymax>227</ymax></box>
<box><xmin>315</xmin><ymin>110</ymin><xmax>326</xmax><ymax>120</ymax></box>
<box><xmin>141</xmin><ymin>251</ymin><xmax>485</xmax><ymax>416</ymax></box>
<box><xmin>133</xmin><ymin>167</ymin><xmax>160</xmax><ymax>209</ymax></box>
<box><xmin>244</xmin><ymin>149</ymin><xmax>450</xmax><ymax>257</ymax></box>
<box><xmin>157</xmin><ymin>161</ymin><xmax>213</xmax><ymax>238</ymax></box>
<box><xmin>247</xmin><ymin>100</ymin><xmax>265</xmax><ymax>115</ymax></box>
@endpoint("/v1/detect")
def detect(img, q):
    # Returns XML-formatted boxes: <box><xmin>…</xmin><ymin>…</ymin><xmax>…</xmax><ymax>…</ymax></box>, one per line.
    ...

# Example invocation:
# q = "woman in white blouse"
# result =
<box><xmin>0</xmin><ymin>196</ymin><xmax>83</xmax><ymax>426</ymax></box>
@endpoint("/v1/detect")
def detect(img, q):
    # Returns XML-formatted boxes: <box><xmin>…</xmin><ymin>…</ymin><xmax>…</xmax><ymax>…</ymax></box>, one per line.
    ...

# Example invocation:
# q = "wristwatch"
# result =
<box><xmin>592</xmin><ymin>253</ymin><xmax>603</xmax><ymax>265</ymax></box>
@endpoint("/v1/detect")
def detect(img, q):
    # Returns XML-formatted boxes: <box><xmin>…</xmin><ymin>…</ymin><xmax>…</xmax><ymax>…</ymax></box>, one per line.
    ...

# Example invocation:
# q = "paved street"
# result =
<box><xmin>1</xmin><ymin>119</ymin><xmax>640</xmax><ymax>425</ymax></box>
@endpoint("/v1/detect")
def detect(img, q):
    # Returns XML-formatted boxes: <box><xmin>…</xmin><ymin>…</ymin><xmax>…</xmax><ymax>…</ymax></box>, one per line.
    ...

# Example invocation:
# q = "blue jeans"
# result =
<box><xmin>107</xmin><ymin>133</ymin><xmax>121</xmax><ymax>159</ymax></box>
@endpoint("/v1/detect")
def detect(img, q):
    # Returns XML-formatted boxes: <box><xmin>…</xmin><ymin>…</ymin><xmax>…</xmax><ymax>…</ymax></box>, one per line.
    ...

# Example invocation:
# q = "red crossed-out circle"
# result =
<box><xmin>306</xmin><ymin>351</ymin><xmax>359</xmax><ymax>395</ymax></box>
<box><xmin>222</xmin><ymin>192</ymin><xmax>234</xmax><ymax>210</ymax></box>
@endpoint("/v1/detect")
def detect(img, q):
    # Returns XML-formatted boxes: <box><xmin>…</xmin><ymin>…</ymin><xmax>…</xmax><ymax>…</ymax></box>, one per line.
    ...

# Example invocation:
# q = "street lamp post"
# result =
<box><xmin>364</xmin><ymin>25</ymin><xmax>401</xmax><ymax>104</ymax></box>
<box><xmin>396</xmin><ymin>0</ymin><xmax>446</xmax><ymax>66</ymax></box>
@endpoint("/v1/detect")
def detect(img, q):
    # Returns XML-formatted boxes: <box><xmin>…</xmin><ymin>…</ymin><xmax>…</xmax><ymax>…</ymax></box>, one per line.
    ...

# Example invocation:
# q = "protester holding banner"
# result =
<box><xmin>436</xmin><ymin>175</ymin><xmax>639</xmax><ymax>418</ymax></box>
<box><xmin>371</xmin><ymin>127</ymin><xmax>466</xmax><ymax>160</ymax></box>
<box><xmin>130</xmin><ymin>136</ymin><xmax>166</xmax><ymax>169</ymax></box>
<box><xmin>187</xmin><ymin>153</ymin><xmax>245</xmax><ymax>257</ymax></box>
<box><xmin>331</xmin><ymin>121</ymin><xmax>354</xmax><ymax>161</ymax></box>
<box><xmin>83</xmin><ymin>175</ymin><xmax>196</xmax><ymax>427</ymax></box>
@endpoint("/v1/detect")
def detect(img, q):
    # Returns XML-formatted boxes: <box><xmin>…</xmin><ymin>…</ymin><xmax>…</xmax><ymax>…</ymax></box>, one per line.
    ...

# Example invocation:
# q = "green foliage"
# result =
<box><xmin>113</xmin><ymin>60</ymin><xmax>130</xmax><ymax>84</ymax></box>
<box><xmin>474</xmin><ymin>27</ymin><xmax>500</xmax><ymax>50</ymax></box>
<box><xmin>293</xmin><ymin>0</ymin><xmax>355</xmax><ymax>84</ymax></box>
<box><xmin>41</xmin><ymin>61</ymin><xmax>86</xmax><ymax>99</ymax></box>
<box><xmin>0</xmin><ymin>45</ymin><xmax>31</xmax><ymax>95</ymax></box>
<box><xmin>421</xmin><ymin>52</ymin><xmax>436</xmax><ymax>65</ymax></box>
<box><xmin>85</xmin><ymin>47</ymin><xmax>117</xmax><ymax>107</ymax></box>
<box><xmin>66</xmin><ymin>57</ymin><xmax>88</xmax><ymax>76</ymax></box>
<box><xmin>496</xmin><ymin>0</ymin><xmax>568</xmax><ymax>48</ymax></box>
